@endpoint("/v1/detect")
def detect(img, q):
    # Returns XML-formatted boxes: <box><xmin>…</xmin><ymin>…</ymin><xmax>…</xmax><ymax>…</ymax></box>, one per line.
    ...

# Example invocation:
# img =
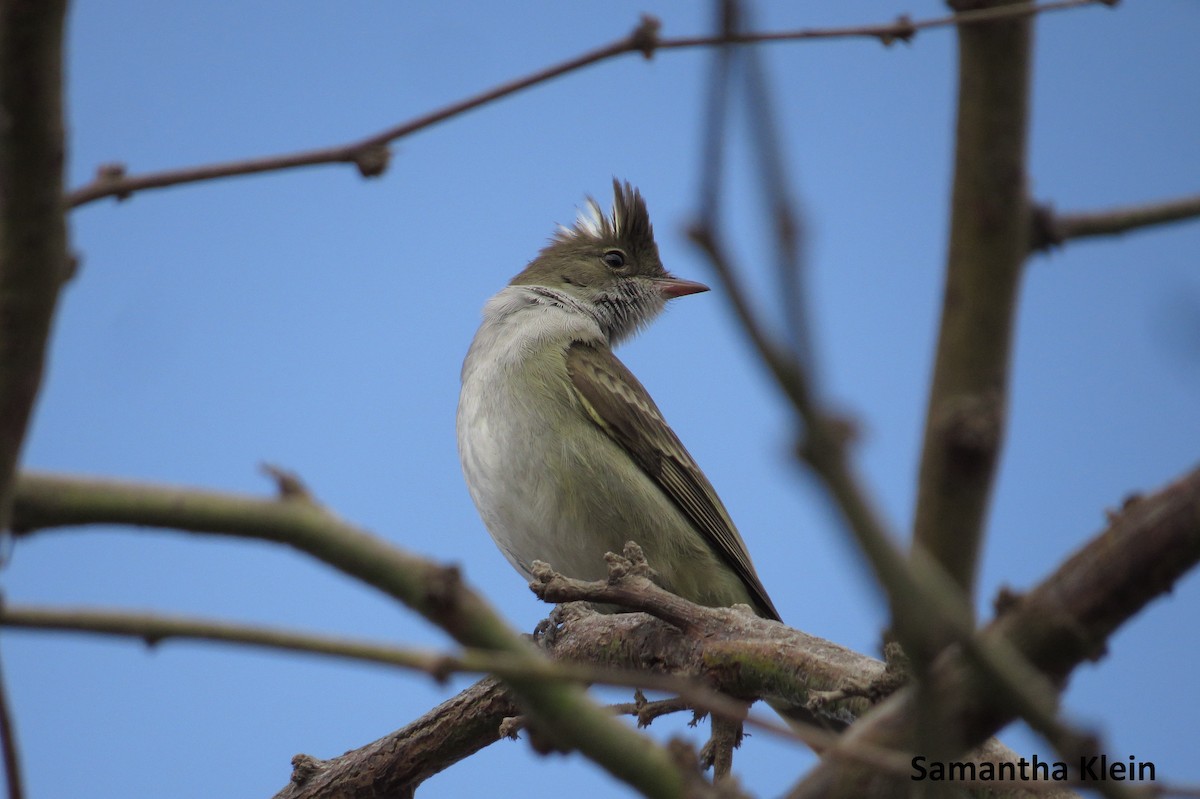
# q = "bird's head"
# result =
<box><xmin>510</xmin><ymin>180</ymin><xmax>708</xmax><ymax>344</ymax></box>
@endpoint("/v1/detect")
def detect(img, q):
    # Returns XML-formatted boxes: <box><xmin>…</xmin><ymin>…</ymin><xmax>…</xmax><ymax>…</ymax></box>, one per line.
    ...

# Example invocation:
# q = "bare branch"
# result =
<box><xmin>911</xmin><ymin>0</ymin><xmax>1034</xmax><ymax>596</ymax></box>
<box><xmin>0</xmin><ymin>605</ymin><xmax>491</xmax><ymax>678</ymax></box>
<box><xmin>77</xmin><ymin>480</ymin><xmax>1180</xmax><ymax>799</ymax></box>
<box><xmin>702</xmin><ymin>713</ymin><xmax>745</xmax><ymax>782</ymax></box>
<box><xmin>688</xmin><ymin>222</ymin><xmax>943</xmax><ymax>663</ymax></box>
<box><xmin>273</xmin><ymin>677</ymin><xmax>517</xmax><ymax>799</ymax></box>
<box><xmin>610</xmin><ymin>693</ymin><xmax>695</xmax><ymax>728</ymax></box>
<box><xmin>685</xmin><ymin>226</ymin><xmax>822</xmax><ymax>439</ymax></box>
<box><xmin>66</xmin><ymin>15</ymin><xmax>664</xmax><ymax>208</ymax></box>
<box><xmin>661</xmin><ymin>0</ymin><xmax>1111</xmax><ymax>50</ymax></box>
<box><xmin>0</xmin><ymin>648</ymin><xmax>23</xmax><ymax>799</ymax></box>
<box><xmin>789</xmin><ymin>465</ymin><xmax>1200</xmax><ymax>798</ymax></box>
<box><xmin>687</xmin><ymin>2</ymin><xmax>919</xmax><ymax>674</ymax></box>
<box><xmin>261</xmin><ymin>520</ymin><xmax>1171</xmax><ymax>799</ymax></box>
<box><xmin>65</xmin><ymin>1</ymin><xmax>1113</xmax><ymax>208</ymax></box>
<box><xmin>1031</xmin><ymin>194</ymin><xmax>1200</xmax><ymax>252</ymax></box>
<box><xmin>0</xmin><ymin>0</ymin><xmax>70</xmax><ymax>532</ymax></box>
<box><xmin>8</xmin><ymin>471</ymin><xmax>685</xmax><ymax>799</ymax></box>
<box><xmin>0</xmin><ymin>602</ymin><xmax>790</xmax><ymax>742</ymax></box>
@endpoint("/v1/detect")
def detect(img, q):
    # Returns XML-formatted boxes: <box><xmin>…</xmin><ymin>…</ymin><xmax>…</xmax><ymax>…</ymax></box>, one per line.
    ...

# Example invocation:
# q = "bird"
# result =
<box><xmin>457</xmin><ymin>179</ymin><xmax>780</xmax><ymax>623</ymax></box>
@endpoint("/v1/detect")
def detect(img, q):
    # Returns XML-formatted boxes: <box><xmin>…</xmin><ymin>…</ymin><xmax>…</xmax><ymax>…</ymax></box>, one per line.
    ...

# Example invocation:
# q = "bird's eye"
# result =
<box><xmin>602</xmin><ymin>250</ymin><xmax>626</xmax><ymax>269</ymax></box>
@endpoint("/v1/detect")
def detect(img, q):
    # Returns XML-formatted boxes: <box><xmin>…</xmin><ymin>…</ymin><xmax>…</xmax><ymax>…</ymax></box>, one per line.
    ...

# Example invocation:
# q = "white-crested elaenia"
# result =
<box><xmin>457</xmin><ymin>180</ymin><xmax>781</xmax><ymax>622</ymax></box>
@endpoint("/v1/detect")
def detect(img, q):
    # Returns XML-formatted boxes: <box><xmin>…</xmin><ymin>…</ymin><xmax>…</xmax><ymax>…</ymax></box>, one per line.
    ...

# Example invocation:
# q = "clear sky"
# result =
<box><xmin>6</xmin><ymin>2</ymin><xmax>1199</xmax><ymax>798</ymax></box>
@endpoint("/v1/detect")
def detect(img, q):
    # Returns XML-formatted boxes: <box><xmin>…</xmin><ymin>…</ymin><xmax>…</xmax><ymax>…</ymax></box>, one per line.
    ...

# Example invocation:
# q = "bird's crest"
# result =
<box><xmin>553</xmin><ymin>179</ymin><xmax>655</xmax><ymax>252</ymax></box>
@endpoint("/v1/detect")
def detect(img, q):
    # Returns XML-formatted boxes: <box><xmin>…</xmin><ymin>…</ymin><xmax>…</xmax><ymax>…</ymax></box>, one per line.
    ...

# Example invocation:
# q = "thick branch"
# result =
<box><xmin>912</xmin><ymin>0</ymin><xmax>1034</xmax><ymax>595</ymax></box>
<box><xmin>8</xmin><ymin>472</ymin><xmax>685</xmax><ymax>799</ymax></box>
<box><xmin>533</xmin><ymin>564</ymin><xmax>882</xmax><ymax>730</ymax></box>
<box><xmin>275</xmin><ymin>677</ymin><xmax>518</xmax><ymax>799</ymax></box>
<box><xmin>1031</xmin><ymin>194</ymin><xmax>1200</xmax><ymax>252</ymax></box>
<box><xmin>790</xmin><ymin>465</ymin><xmax>1200</xmax><ymax>798</ymax></box>
<box><xmin>0</xmin><ymin>0</ymin><xmax>70</xmax><ymax>532</ymax></box>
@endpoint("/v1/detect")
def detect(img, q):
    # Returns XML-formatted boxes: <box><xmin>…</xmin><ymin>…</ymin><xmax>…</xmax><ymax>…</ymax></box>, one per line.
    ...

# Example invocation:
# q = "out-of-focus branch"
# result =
<box><xmin>911</xmin><ymin>0</ymin><xmax>1034</xmax><ymax>598</ymax></box>
<box><xmin>1031</xmin><ymin>194</ymin><xmax>1200</xmax><ymax>252</ymax></box>
<box><xmin>0</xmin><ymin>603</ymin><xmax>789</xmax><ymax>742</ymax></box>
<box><xmin>688</xmin><ymin>226</ymin><xmax>918</xmax><ymax>628</ymax></box>
<box><xmin>8</xmin><ymin>471</ymin><xmax>686</xmax><ymax>799</ymax></box>
<box><xmin>732</xmin><ymin>3</ymin><xmax>813</xmax><ymax>367</ymax></box>
<box><xmin>0</xmin><ymin>0</ymin><xmax>70</xmax><ymax>533</ymax></box>
<box><xmin>688</xmin><ymin>0</ymin><xmax>926</xmax><ymax>673</ymax></box>
<box><xmin>0</xmin><ymin>648</ymin><xmax>23</xmax><ymax>799</ymax></box>
<box><xmin>662</xmin><ymin>0</ymin><xmax>1110</xmax><ymax>50</ymax></box>
<box><xmin>66</xmin><ymin>1</ymin><xmax>1112</xmax><ymax>208</ymax></box>
<box><xmin>788</xmin><ymin>465</ymin><xmax>1200</xmax><ymax>799</ymax></box>
<box><xmin>273</xmin><ymin>490</ymin><xmax>1200</xmax><ymax>799</ymax></box>
<box><xmin>0</xmin><ymin>605</ymin><xmax>531</xmax><ymax>680</ymax></box>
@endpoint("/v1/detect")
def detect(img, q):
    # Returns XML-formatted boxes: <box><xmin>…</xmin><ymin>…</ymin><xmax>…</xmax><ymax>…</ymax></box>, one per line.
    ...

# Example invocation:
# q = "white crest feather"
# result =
<box><xmin>555</xmin><ymin>197</ymin><xmax>607</xmax><ymax>242</ymax></box>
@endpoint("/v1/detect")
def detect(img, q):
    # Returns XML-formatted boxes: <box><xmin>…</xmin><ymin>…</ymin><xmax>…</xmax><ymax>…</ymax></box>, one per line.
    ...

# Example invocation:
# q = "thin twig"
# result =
<box><xmin>660</xmin><ymin>0</ymin><xmax>1111</xmax><ymax>50</ymax></box>
<box><xmin>66</xmin><ymin>16</ymin><xmax>662</xmax><ymax>207</ymax></box>
<box><xmin>66</xmin><ymin>1</ymin><xmax>1113</xmax><ymax>208</ymax></box>
<box><xmin>687</xmin><ymin>226</ymin><xmax>816</xmax><ymax>421</ymax></box>
<box><xmin>1031</xmin><ymin>194</ymin><xmax>1200</xmax><ymax>252</ymax></box>
<box><xmin>686</xmin><ymin>229</ymin><xmax>895</xmax><ymax>614</ymax></box>
<box><xmin>689</xmin><ymin>5</ymin><xmax>884</xmax><ymax>631</ymax></box>
<box><xmin>608</xmin><ymin>693</ymin><xmax>692</xmax><ymax>728</ymax></box>
<box><xmin>738</xmin><ymin>14</ymin><xmax>813</xmax><ymax>372</ymax></box>
<box><xmin>0</xmin><ymin>603</ymin><xmax>793</xmax><ymax>742</ymax></box>
<box><xmin>696</xmin><ymin>0</ymin><xmax>736</xmax><ymax>225</ymax></box>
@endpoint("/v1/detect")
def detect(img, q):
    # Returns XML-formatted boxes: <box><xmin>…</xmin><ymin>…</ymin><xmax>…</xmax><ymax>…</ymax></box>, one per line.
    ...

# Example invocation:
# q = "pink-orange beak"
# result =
<box><xmin>654</xmin><ymin>277</ymin><xmax>710</xmax><ymax>299</ymax></box>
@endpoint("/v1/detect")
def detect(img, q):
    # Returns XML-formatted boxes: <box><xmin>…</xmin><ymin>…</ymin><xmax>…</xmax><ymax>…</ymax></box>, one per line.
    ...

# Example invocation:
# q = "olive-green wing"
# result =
<box><xmin>565</xmin><ymin>341</ymin><xmax>780</xmax><ymax>621</ymax></box>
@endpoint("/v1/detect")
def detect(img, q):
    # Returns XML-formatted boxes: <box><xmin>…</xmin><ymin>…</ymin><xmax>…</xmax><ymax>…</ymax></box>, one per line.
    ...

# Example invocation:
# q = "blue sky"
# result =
<box><xmin>5</xmin><ymin>2</ymin><xmax>1199</xmax><ymax>797</ymax></box>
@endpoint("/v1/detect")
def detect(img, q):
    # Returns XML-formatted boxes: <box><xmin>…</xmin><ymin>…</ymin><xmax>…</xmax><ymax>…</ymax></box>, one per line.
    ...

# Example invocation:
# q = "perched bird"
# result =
<box><xmin>457</xmin><ymin>180</ymin><xmax>780</xmax><ymax>622</ymax></box>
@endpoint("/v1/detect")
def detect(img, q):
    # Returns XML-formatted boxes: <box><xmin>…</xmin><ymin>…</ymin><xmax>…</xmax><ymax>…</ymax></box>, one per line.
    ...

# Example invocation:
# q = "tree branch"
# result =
<box><xmin>789</xmin><ymin>464</ymin><xmax>1200</xmax><ymax>798</ymax></box>
<box><xmin>258</xmin><ymin>522</ymin><xmax>1150</xmax><ymax>799</ymax></box>
<box><xmin>0</xmin><ymin>647</ymin><xmax>23</xmax><ymax>799</ymax></box>
<box><xmin>0</xmin><ymin>0</ymin><xmax>70</xmax><ymax>532</ymax></box>
<box><xmin>65</xmin><ymin>15</ymin><xmax>662</xmax><ymax>207</ymax></box>
<box><xmin>1031</xmin><ymin>194</ymin><xmax>1200</xmax><ymax>252</ymax></box>
<box><xmin>30</xmin><ymin>466</ymin><xmax>1180</xmax><ymax>799</ymax></box>
<box><xmin>0</xmin><ymin>603</ymin><xmax>791</xmax><ymax>742</ymax></box>
<box><xmin>0</xmin><ymin>605</ymin><xmax>518</xmax><ymax>678</ymax></box>
<box><xmin>8</xmin><ymin>471</ymin><xmax>687</xmax><ymax>799</ymax></box>
<box><xmin>65</xmin><ymin>1</ymin><xmax>1112</xmax><ymax>208</ymax></box>
<box><xmin>687</xmin><ymin>3</ymin><xmax>924</xmax><ymax>673</ymax></box>
<box><xmin>275</xmin><ymin>676</ymin><xmax>517</xmax><ymax>799</ymax></box>
<box><xmin>911</xmin><ymin>0</ymin><xmax>1035</xmax><ymax>596</ymax></box>
<box><xmin>662</xmin><ymin>0</ymin><xmax>1110</xmax><ymax>50</ymax></box>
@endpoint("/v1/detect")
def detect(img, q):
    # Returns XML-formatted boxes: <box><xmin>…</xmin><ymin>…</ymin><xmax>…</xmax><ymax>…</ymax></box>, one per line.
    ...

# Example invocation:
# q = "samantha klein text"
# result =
<box><xmin>911</xmin><ymin>754</ymin><xmax>1156</xmax><ymax>782</ymax></box>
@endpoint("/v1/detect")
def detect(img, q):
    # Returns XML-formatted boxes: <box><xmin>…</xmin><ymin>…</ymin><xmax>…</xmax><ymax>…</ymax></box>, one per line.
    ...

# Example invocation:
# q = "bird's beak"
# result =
<box><xmin>654</xmin><ymin>277</ymin><xmax>710</xmax><ymax>299</ymax></box>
